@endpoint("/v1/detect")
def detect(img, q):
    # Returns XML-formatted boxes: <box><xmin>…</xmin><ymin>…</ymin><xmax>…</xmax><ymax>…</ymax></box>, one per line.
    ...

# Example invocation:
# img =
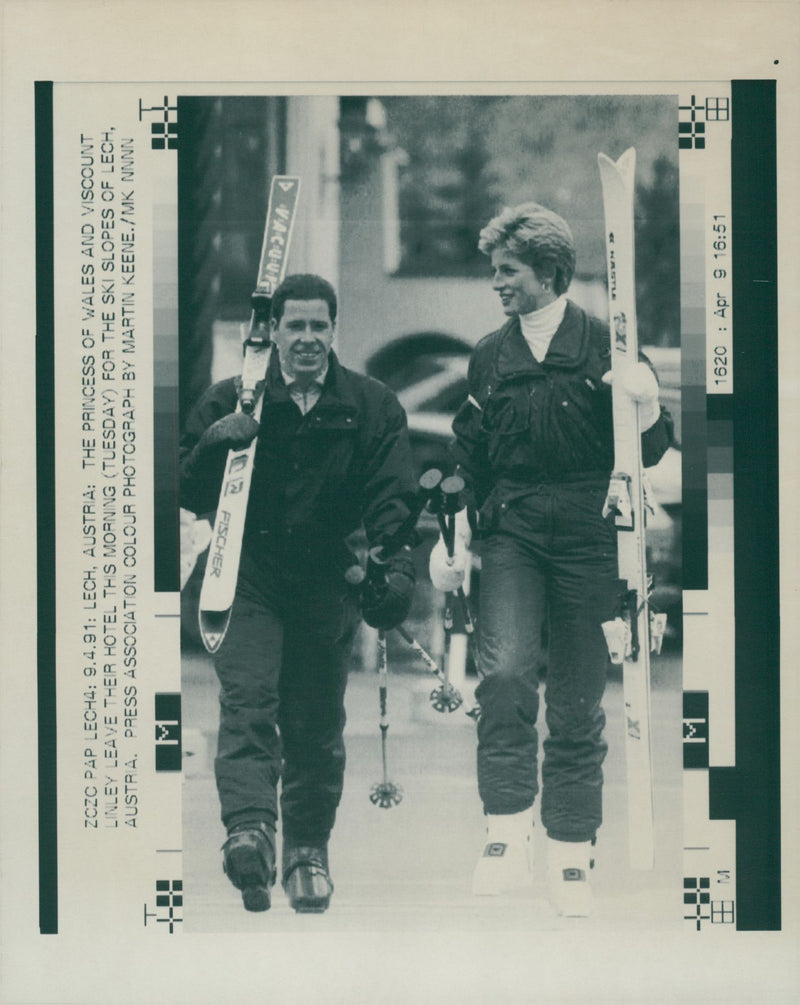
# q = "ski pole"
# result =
<box><xmin>369</xmin><ymin>629</ymin><xmax>404</xmax><ymax>809</ymax></box>
<box><xmin>343</xmin><ymin>560</ymin><xmax>401</xmax><ymax>808</ymax></box>
<box><xmin>430</xmin><ymin>475</ymin><xmax>476</xmax><ymax>635</ymax></box>
<box><xmin>345</xmin><ymin>562</ymin><xmax>464</xmax><ymax>714</ymax></box>
<box><xmin>393</xmin><ymin>622</ymin><xmax>463</xmax><ymax>713</ymax></box>
<box><xmin>413</xmin><ymin>487</ymin><xmax>457</xmax><ymax>710</ymax></box>
<box><xmin>376</xmin><ymin>468</ymin><xmax>444</xmax><ymax>560</ymax></box>
<box><xmin>425</xmin><ymin>473</ymin><xmax>474</xmax><ymax>709</ymax></box>
<box><xmin>394</xmin><ymin>621</ymin><xmax>478</xmax><ymax>719</ymax></box>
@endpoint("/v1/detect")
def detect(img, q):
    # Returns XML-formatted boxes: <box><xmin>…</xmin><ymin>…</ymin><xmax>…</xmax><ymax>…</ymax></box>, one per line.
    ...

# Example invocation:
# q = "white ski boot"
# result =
<box><xmin>547</xmin><ymin>837</ymin><xmax>594</xmax><ymax>917</ymax></box>
<box><xmin>471</xmin><ymin>809</ymin><xmax>535</xmax><ymax>896</ymax></box>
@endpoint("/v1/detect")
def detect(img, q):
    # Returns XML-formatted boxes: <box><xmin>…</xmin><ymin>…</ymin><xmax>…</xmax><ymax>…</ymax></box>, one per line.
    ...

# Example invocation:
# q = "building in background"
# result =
<box><xmin>178</xmin><ymin>95</ymin><xmax>341</xmax><ymax>417</ymax></box>
<box><xmin>179</xmin><ymin>94</ymin><xmax>679</xmax><ymax>400</ymax></box>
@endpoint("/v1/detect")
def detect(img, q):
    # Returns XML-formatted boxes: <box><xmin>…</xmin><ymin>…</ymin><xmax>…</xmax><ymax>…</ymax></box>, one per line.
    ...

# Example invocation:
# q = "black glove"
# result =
<box><xmin>198</xmin><ymin>412</ymin><xmax>259</xmax><ymax>455</ymax></box>
<box><xmin>361</xmin><ymin>551</ymin><xmax>416</xmax><ymax>631</ymax></box>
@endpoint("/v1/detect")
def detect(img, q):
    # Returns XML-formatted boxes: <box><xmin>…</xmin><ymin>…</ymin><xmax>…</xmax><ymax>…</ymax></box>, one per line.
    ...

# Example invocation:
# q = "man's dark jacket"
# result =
<box><xmin>179</xmin><ymin>349</ymin><xmax>417</xmax><ymax>570</ymax></box>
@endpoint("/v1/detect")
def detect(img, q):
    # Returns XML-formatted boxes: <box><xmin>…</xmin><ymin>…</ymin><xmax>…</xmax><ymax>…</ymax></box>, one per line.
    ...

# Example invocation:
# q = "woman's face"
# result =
<box><xmin>489</xmin><ymin>247</ymin><xmax>555</xmax><ymax>316</ymax></box>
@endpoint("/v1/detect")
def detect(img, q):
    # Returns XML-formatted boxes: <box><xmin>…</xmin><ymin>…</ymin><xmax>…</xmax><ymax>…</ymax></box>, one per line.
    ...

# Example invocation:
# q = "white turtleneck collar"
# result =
<box><xmin>519</xmin><ymin>295</ymin><xmax>568</xmax><ymax>362</ymax></box>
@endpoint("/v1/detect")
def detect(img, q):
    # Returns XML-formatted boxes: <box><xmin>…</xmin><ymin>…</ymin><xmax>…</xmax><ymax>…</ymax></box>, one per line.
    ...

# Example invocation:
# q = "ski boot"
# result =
<box><xmin>282</xmin><ymin>844</ymin><xmax>334</xmax><ymax>914</ymax></box>
<box><xmin>471</xmin><ymin>809</ymin><xmax>535</xmax><ymax>896</ymax></box>
<box><xmin>547</xmin><ymin>836</ymin><xmax>594</xmax><ymax>917</ymax></box>
<box><xmin>222</xmin><ymin>821</ymin><xmax>276</xmax><ymax>912</ymax></box>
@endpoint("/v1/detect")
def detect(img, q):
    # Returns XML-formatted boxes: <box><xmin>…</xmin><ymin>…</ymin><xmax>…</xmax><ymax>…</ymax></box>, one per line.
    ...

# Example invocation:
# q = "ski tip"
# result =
<box><xmin>199</xmin><ymin>609</ymin><xmax>233</xmax><ymax>654</ymax></box>
<box><xmin>598</xmin><ymin>147</ymin><xmax>637</xmax><ymax>179</ymax></box>
<box><xmin>618</xmin><ymin>146</ymin><xmax>636</xmax><ymax>173</ymax></box>
<box><xmin>201</xmin><ymin>634</ymin><xmax>223</xmax><ymax>655</ymax></box>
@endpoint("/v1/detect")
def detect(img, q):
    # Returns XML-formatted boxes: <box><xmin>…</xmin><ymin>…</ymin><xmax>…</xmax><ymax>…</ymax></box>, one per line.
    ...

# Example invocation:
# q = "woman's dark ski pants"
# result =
<box><xmin>475</xmin><ymin>484</ymin><xmax>619</xmax><ymax>842</ymax></box>
<box><xmin>212</xmin><ymin>549</ymin><xmax>359</xmax><ymax>846</ymax></box>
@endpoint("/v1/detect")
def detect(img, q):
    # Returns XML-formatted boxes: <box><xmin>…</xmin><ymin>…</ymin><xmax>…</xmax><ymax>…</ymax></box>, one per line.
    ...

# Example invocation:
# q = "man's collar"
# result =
<box><xmin>265</xmin><ymin>349</ymin><xmax>359</xmax><ymax>413</ymax></box>
<box><xmin>279</xmin><ymin>361</ymin><xmax>329</xmax><ymax>390</ymax></box>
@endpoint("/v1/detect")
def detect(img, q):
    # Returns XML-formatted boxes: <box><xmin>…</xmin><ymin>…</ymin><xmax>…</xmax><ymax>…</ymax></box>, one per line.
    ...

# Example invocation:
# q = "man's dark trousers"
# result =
<box><xmin>213</xmin><ymin>544</ymin><xmax>360</xmax><ymax>846</ymax></box>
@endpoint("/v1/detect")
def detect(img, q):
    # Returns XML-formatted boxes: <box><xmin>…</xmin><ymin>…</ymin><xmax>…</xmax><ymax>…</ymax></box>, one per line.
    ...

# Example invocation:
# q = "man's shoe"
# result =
<box><xmin>222</xmin><ymin>822</ymin><xmax>276</xmax><ymax>912</ymax></box>
<box><xmin>282</xmin><ymin>844</ymin><xmax>333</xmax><ymax>914</ymax></box>
<box><xmin>547</xmin><ymin>836</ymin><xmax>594</xmax><ymax>917</ymax></box>
<box><xmin>471</xmin><ymin>809</ymin><xmax>535</xmax><ymax>896</ymax></box>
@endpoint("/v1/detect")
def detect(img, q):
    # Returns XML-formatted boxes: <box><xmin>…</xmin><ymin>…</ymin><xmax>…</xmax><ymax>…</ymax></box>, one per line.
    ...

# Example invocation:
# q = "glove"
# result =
<box><xmin>361</xmin><ymin>552</ymin><xmax>416</xmax><ymax>631</ymax></box>
<box><xmin>602</xmin><ymin>362</ymin><xmax>660</xmax><ymax>431</ymax></box>
<box><xmin>179</xmin><ymin>508</ymin><xmax>212</xmax><ymax>590</ymax></box>
<box><xmin>429</xmin><ymin>536</ymin><xmax>467</xmax><ymax>593</ymax></box>
<box><xmin>428</xmin><ymin>508</ymin><xmax>471</xmax><ymax>592</ymax></box>
<box><xmin>198</xmin><ymin>411</ymin><xmax>260</xmax><ymax>454</ymax></box>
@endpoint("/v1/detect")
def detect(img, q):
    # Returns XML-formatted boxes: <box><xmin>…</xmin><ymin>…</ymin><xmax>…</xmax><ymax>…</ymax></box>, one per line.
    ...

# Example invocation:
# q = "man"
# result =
<box><xmin>180</xmin><ymin>274</ymin><xmax>418</xmax><ymax>913</ymax></box>
<box><xmin>429</xmin><ymin>204</ymin><xmax>672</xmax><ymax>915</ymax></box>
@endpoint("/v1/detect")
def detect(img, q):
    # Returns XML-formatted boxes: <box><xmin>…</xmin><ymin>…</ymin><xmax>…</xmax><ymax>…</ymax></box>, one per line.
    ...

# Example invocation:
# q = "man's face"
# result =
<box><xmin>490</xmin><ymin>247</ymin><xmax>552</xmax><ymax>316</ymax></box>
<box><xmin>271</xmin><ymin>299</ymin><xmax>335</xmax><ymax>381</ymax></box>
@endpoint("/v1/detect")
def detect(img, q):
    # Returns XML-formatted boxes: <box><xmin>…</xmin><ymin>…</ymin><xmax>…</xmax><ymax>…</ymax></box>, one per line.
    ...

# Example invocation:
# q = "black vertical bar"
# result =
<box><xmin>154</xmin><ymin>693</ymin><xmax>183</xmax><ymax>772</ymax></box>
<box><xmin>682</xmin><ymin>691</ymin><xmax>710</xmax><ymax>770</ymax></box>
<box><xmin>35</xmin><ymin>79</ymin><xmax>58</xmax><ymax>934</ymax></box>
<box><xmin>730</xmin><ymin>78</ymin><xmax>780</xmax><ymax>929</ymax></box>
<box><xmin>682</xmin><ymin>385</ymin><xmax>709</xmax><ymax>590</ymax></box>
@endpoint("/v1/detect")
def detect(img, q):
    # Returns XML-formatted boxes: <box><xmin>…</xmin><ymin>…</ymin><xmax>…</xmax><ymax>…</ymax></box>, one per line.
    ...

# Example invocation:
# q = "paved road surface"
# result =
<box><xmin>181</xmin><ymin>634</ymin><xmax>682</xmax><ymax>935</ymax></box>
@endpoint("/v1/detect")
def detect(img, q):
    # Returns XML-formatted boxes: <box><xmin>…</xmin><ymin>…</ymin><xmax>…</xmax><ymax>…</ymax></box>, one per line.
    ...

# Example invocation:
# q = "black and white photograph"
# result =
<box><xmin>175</xmin><ymin>92</ymin><xmax>684</xmax><ymax>932</ymax></box>
<box><xmin>1</xmin><ymin>2</ymin><xmax>797</xmax><ymax>1002</ymax></box>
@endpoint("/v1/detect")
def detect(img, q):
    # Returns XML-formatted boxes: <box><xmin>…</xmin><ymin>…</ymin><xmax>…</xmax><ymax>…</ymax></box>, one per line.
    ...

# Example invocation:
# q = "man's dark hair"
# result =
<box><xmin>270</xmin><ymin>273</ymin><xmax>338</xmax><ymax>324</ymax></box>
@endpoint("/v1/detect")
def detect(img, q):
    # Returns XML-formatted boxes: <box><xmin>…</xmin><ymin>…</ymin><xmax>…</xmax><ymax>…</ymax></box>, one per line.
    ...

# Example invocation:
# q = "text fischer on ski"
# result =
<box><xmin>179</xmin><ymin>274</ymin><xmax>419</xmax><ymax>914</ymax></box>
<box><xmin>428</xmin><ymin>203</ymin><xmax>673</xmax><ymax>916</ymax></box>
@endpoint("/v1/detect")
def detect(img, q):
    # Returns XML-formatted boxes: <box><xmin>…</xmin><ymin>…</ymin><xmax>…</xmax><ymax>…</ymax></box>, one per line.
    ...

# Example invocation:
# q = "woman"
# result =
<box><xmin>429</xmin><ymin>203</ymin><xmax>672</xmax><ymax>915</ymax></box>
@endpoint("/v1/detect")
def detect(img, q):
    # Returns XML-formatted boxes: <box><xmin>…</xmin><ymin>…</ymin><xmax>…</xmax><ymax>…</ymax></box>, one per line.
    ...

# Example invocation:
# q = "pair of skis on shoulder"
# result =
<box><xmin>198</xmin><ymin>176</ymin><xmax>301</xmax><ymax>653</ymax></box>
<box><xmin>599</xmin><ymin>147</ymin><xmax>667</xmax><ymax>871</ymax></box>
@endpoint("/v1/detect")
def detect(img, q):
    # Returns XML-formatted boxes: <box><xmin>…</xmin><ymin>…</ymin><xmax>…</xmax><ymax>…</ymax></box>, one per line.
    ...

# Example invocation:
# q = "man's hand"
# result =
<box><xmin>198</xmin><ymin>412</ymin><xmax>260</xmax><ymax>454</ymax></box>
<box><xmin>602</xmin><ymin>362</ymin><xmax>660</xmax><ymax>431</ymax></box>
<box><xmin>361</xmin><ymin>552</ymin><xmax>416</xmax><ymax>631</ymax></box>
<box><xmin>179</xmin><ymin>508</ymin><xmax>212</xmax><ymax>590</ymax></box>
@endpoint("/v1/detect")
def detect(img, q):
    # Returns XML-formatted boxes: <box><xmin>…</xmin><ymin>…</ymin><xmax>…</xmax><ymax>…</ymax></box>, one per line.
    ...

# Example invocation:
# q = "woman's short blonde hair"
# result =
<box><xmin>478</xmin><ymin>203</ymin><xmax>576</xmax><ymax>295</ymax></box>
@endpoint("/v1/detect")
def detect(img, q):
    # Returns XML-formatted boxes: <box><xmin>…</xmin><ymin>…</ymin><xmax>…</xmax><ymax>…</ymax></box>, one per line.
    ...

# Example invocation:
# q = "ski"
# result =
<box><xmin>598</xmin><ymin>148</ymin><xmax>656</xmax><ymax>870</ymax></box>
<box><xmin>198</xmin><ymin>175</ymin><xmax>301</xmax><ymax>652</ymax></box>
